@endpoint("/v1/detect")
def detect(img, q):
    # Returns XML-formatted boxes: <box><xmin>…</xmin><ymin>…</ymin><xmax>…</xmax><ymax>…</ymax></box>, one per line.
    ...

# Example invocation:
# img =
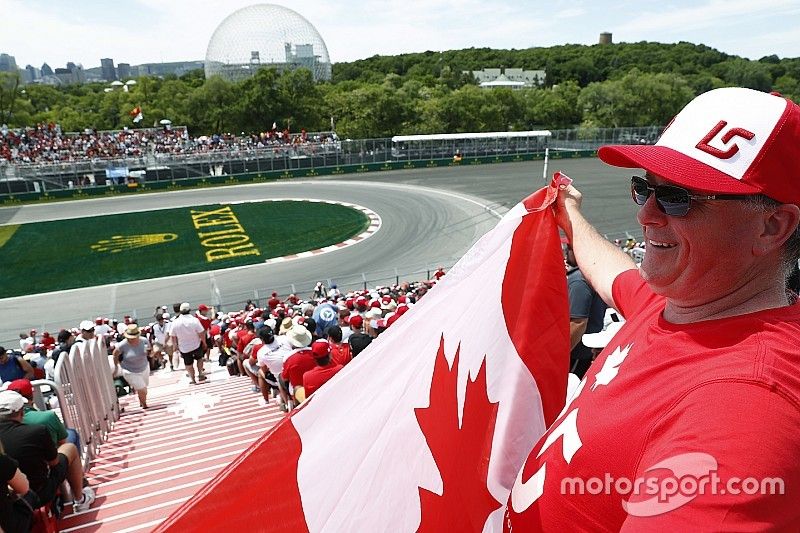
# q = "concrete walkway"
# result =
<box><xmin>57</xmin><ymin>362</ymin><xmax>282</xmax><ymax>532</ymax></box>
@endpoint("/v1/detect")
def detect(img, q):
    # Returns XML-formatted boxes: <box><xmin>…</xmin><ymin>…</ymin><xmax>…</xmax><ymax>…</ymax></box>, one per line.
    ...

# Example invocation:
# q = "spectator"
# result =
<box><xmin>0</xmin><ymin>391</ymin><xmax>95</xmax><ymax>512</ymax></box>
<box><xmin>195</xmin><ymin>304</ymin><xmax>213</xmax><ymax>362</ymax></box>
<box><xmin>303</xmin><ymin>340</ymin><xmax>343</xmax><ymax>397</ymax></box>
<box><xmin>94</xmin><ymin>317</ymin><xmax>114</xmax><ymax>342</ymax></box>
<box><xmin>18</xmin><ymin>333</ymin><xmax>33</xmax><ymax>353</ymax></box>
<box><xmin>516</xmin><ymin>87</ymin><xmax>800</xmax><ymax>528</ymax></box>
<box><xmin>6</xmin><ymin>379</ymin><xmax>80</xmax><ymax>451</ymax></box>
<box><xmin>0</xmin><ymin>347</ymin><xmax>34</xmax><ymax>383</ymax></box>
<box><xmin>170</xmin><ymin>303</ymin><xmax>207</xmax><ymax>386</ymax></box>
<box><xmin>150</xmin><ymin>313</ymin><xmax>172</xmax><ymax>370</ymax></box>
<box><xmin>74</xmin><ymin>320</ymin><xmax>96</xmax><ymax>344</ymax></box>
<box><xmin>566</xmin><ymin>245</ymin><xmax>607</xmax><ymax>378</ymax></box>
<box><xmin>235</xmin><ymin>321</ymin><xmax>258</xmax><ymax>391</ymax></box>
<box><xmin>46</xmin><ymin>330</ymin><xmax>73</xmax><ymax>380</ymax></box>
<box><xmin>347</xmin><ymin>315</ymin><xmax>372</xmax><ymax>357</ymax></box>
<box><xmin>281</xmin><ymin>325</ymin><xmax>315</xmax><ymax>409</ymax></box>
<box><xmin>326</xmin><ymin>326</ymin><xmax>352</xmax><ymax>366</ymax></box>
<box><xmin>113</xmin><ymin>324</ymin><xmax>152</xmax><ymax>409</ymax></box>
<box><xmin>253</xmin><ymin>326</ymin><xmax>280</xmax><ymax>403</ymax></box>
<box><xmin>39</xmin><ymin>331</ymin><xmax>55</xmax><ymax>352</ymax></box>
<box><xmin>1</xmin><ymin>439</ymin><xmax>33</xmax><ymax>533</ymax></box>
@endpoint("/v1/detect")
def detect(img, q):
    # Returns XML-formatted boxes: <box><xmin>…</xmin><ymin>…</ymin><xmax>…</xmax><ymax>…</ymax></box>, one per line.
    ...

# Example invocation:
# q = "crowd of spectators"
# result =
<box><xmin>0</xmin><ymin>272</ymin><xmax>446</xmax><ymax>526</ymax></box>
<box><xmin>0</xmin><ymin>122</ymin><xmax>340</xmax><ymax>165</ymax></box>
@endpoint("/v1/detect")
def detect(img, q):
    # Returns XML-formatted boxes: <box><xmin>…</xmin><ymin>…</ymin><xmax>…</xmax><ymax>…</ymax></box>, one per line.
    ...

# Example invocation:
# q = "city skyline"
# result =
<box><xmin>1</xmin><ymin>0</ymin><xmax>799</xmax><ymax>70</ymax></box>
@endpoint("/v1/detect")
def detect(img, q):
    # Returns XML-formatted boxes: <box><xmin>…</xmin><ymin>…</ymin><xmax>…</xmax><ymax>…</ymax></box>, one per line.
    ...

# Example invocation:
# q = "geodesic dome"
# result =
<box><xmin>205</xmin><ymin>4</ymin><xmax>332</xmax><ymax>83</ymax></box>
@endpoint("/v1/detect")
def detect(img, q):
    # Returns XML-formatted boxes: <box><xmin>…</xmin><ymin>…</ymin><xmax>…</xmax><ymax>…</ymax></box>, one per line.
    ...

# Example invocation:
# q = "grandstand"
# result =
<box><xmin>0</xmin><ymin>125</ymin><xmax>653</xmax><ymax>530</ymax></box>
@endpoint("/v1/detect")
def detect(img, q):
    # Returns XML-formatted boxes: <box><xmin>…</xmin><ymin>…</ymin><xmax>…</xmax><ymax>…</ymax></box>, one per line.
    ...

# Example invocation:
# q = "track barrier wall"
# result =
<box><xmin>0</xmin><ymin>150</ymin><xmax>597</xmax><ymax>205</ymax></box>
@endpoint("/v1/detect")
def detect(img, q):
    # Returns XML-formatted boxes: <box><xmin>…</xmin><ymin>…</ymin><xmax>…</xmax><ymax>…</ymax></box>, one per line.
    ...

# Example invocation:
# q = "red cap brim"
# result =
<box><xmin>598</xmin><ymin>145</ymin><xmax>762</xmax><ymax>195</ymax></box>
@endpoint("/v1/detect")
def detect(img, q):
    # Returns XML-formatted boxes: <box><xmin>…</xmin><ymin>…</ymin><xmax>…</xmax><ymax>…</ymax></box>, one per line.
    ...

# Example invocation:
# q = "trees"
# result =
<box><xmin>0</xmin><ymin>72</ymin><xmax>22</xmax><ymax>125</ymax></box>
<box><xmin>3</xmin><ymin>41</ymin><xmax>798</xmax><ymax>137</ymax></box>
<box><xmin>578</xmin><ymin>70</ymin><xmax>694</xmax><ymax>128</ymax></box>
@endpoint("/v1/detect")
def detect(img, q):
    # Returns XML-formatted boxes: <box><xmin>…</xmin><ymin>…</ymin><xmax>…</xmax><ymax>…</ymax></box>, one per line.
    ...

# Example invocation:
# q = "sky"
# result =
<box><xmin>1</xmin><ymin>0</ymin><xmax>799</xmax><ymax>70</ymax></box>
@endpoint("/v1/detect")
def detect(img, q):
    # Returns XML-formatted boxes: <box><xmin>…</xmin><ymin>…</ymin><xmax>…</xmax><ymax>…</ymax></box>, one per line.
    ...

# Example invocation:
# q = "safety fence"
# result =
<box><xmin>49</xmin><ymin>337</ymin><xmax>120</xmax><ymax>472</ymax></box>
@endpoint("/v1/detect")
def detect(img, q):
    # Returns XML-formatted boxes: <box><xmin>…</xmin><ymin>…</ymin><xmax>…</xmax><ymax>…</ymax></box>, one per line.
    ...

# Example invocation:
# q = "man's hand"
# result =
<box><xmin>553</xmin><ymin>184</ymin><xmax>583</xmax><ymax>245</ymax></box>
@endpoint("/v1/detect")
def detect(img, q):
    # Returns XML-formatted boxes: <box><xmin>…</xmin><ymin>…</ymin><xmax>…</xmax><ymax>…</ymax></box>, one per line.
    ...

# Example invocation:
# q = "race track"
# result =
<box><xmin>0</xmin><ymin>157</ymin><xmax>641</xmax><ymax>343</ymax></box>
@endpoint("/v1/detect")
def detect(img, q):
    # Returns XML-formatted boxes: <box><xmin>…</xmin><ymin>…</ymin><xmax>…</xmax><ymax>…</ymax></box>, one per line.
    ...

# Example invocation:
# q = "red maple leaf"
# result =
<box><xmin>416</xmin><ymin>335</ymin><xmax>501</xmax><ymax>532</ymax></box>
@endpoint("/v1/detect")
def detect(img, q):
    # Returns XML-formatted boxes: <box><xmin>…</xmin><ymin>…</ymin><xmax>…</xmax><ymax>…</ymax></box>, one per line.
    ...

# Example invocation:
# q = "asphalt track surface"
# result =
<box><xmin>0</xmin><ymin>157</ymin><xmax>641</xmax><ymax>343</ymax></box>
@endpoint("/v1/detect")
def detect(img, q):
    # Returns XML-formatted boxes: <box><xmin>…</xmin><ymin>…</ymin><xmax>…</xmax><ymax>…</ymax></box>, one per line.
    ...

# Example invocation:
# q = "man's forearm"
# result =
<box><xmin>567</xmin><ymin>205</ymin><xmax>636</xmax><ymax>308</ymax></box>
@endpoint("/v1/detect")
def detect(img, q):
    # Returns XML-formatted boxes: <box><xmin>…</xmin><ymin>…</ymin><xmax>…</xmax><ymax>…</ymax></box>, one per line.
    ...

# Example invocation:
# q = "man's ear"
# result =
<box><xmin>754</xmin><ymin>204</ymin><xmax>800</xmax><ymax>256</ymax></box>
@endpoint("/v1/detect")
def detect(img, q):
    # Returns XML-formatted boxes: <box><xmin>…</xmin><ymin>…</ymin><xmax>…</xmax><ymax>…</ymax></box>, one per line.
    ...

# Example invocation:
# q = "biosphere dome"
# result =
<box><xmin>205</xmin><ymin>4</ymin><xmax>332</xmax><ymax>83</ymax></box>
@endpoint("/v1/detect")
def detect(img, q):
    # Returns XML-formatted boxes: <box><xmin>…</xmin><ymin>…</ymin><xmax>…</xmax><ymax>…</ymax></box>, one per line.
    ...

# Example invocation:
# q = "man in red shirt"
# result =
<box><xmin>507</xmin><ymin>88</ymin><xmax>800</xmax><ymax>530</ymax></box>
<box><xmin>235</xmin><ymin>321</ymin><xmax>258</xmax><ymax>390</ymax></box>
<box><xmin>281</xmin><ymin>324</ymin><xmax>315</xmax><ymax>409</ymax></box>
<box><xmin>267</xmin><ymin>292</ymin><xmax>281</xmax><ymax>311</ymax></box>
<box><xmin>303</xmin><ymin>340</ymin><xmax>343</xmax><ymax>397</ymax></box>
<box><xmin>195</xmin><ymin>304</ymin><xmax>212</xmax><ymax>361</ymax></box>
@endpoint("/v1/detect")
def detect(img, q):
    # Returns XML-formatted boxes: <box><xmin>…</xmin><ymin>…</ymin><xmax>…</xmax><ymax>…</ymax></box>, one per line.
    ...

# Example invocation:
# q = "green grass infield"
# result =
<box><xmin>0</xmin><ymin>200</ymin><xmax>370</xmax><ymax>298</ymax></box>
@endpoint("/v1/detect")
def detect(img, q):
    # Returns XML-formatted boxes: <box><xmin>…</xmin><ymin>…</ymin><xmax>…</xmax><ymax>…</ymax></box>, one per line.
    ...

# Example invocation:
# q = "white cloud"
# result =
<box><xmin>554</xmin><ymin>7</ymin><xmax>587</xmax><ymax>19</ymax></box>
<box><xmin>616</xmin><ymin>0</ymin><xmax>797</xmax><ymax>35</ymax></box>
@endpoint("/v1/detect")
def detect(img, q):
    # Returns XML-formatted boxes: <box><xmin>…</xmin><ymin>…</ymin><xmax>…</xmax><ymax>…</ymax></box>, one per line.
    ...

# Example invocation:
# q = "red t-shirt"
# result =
<box><xmin>268</xmin><ymin>297</ymin><xmax>281</xmax><ymax>310</ymax></box>
<box><xmin>195</xmin><ymin>313</ymin><xmax>211</xmax><ymax>332</ymax></box>
<box><xmin>236</xmin><ymin>330</ymin><xmax>256</xmax><ymax>355</ymax></box>
<box><xmin>281</xmin><ymin>349</ymin><xmax>316</xmax><ymax>387</ymax></box>
<box><xmin>303</xmin><ymin>362</ymin><xmax>343</xmax><ymax>396</ymax></box>
<box><xmin>330</xmin><ymin>342</ymin><xmax>352</xmax><ymax>366</ymax></box>
<box><xmin>40</xmin><ymin>337</ymin><xmax>56</xmax><ymax>350</ymax></box>
<box><xmin>506</xmin><ymin>269</ymin><xmax>800</xmax><ymax>531</ymax></box>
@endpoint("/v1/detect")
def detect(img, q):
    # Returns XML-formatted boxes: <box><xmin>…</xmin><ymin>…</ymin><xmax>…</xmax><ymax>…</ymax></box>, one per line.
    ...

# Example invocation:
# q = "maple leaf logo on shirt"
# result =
<box><xmin>591</xmin><ymin>343</ymin><xmax>632</xmax><ymax>391</ymax></box>
<box><xmin>415</xmin><ymin>335</ymin><xmax>501</xmax><ymax>532</ymax></box>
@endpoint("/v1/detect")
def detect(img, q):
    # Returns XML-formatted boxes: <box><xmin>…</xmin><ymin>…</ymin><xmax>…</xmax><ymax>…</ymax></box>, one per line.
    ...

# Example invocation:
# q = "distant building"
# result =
<box><xmin>599</xmin><ymin>32</ymin><xmax>613</xmax><ymax>44</ymax></box>
<box><xmin>117</xmin><ymin>62</ymin><xmax>131</xmax><ymax>80</ymax></box>
<box><xmin>101</xmin><ymin>57</ymin><xmax>117</xmax><ymax>81</ymax></box>
<box><xmin>65</xmin><ymin>62</ymin><xmax>85</xmax><ymax>83</ymax></box>
<box><xmin>40</xmin><ymin>62</ymin><xmax>53</xmax><ymax>76</ymax></box>
<box><xmin>0</xmin><ymin>53</ymin><xmax>18</xmax><ymax>72</ymax></box>
<box><xmin>138</xmin><ymin>60</ymin><xmax>204</xmax><ymax>77</ymax></box>
<box><xmin>466</xmin><ymin>67</ymin><xmax>546</xmax><ymax>89</ymax></box>
<box><xmin>21</xmin><ymin>65</ymin><xmax>36</xmax><ymax>83</ymax></box>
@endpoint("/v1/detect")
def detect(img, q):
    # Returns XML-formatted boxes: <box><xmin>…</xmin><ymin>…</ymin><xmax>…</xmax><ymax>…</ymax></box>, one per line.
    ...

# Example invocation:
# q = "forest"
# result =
<box><xmin>1</xmin><ymin>41</ymin><xmax>798</xmax><ymax>138</ymax></box>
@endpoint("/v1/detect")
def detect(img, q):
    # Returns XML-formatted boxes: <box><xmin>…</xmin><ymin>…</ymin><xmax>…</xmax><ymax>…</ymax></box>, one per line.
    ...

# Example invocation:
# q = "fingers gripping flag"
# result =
<box><xmin>156</xmin><ymin>179</ymin><xmax>570</xmax><ymax>533</ymax></box>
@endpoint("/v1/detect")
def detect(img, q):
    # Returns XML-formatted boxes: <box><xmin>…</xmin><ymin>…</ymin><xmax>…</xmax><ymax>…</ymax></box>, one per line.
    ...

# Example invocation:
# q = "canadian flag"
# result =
<box><xmin>157</xmin><ymin>179</ymin><xmax>570</xmax><ymax>532</ymax></box>
<box><xmin>129</xmin><ymin>106</ymin><xmax>142</xmax><ymax>123</ymax></box>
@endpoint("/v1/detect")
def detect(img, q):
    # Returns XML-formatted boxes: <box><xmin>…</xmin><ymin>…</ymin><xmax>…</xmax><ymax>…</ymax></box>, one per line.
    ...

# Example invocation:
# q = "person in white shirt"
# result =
<box><xmin>150</xmin><ymin>313</ymin><xmax>172</xmax><ymax>370</ymax></box>
<box><xmin>169</xmin><ymin>303</ymin><xmax>207</xmax><ymax>385</ymax></box>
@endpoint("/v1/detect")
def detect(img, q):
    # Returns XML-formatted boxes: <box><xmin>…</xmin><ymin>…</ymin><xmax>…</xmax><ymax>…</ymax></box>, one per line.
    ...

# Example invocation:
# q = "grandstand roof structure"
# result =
<box><xmin>205</xmin><ymin>4</ymin><xmax>332</xmax><ymax>83</ymax></box>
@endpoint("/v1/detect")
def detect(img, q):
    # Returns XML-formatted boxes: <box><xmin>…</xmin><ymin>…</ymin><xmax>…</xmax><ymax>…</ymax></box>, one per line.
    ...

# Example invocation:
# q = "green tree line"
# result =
<box><xmin>1</xmin><ymin>41</ymin><xmax>799</xmax><ymax>138</ymax></box>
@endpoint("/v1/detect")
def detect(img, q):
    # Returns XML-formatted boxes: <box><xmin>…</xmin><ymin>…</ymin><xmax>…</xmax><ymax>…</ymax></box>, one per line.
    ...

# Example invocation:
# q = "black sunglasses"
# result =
<box><xmin>630</xmin><ymin>176</ymin><xmax>751</xmax><ymax>217</ymax></box>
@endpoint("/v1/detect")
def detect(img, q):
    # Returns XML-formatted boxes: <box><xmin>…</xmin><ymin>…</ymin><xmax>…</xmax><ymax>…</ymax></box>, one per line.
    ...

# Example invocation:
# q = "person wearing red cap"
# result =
<box><xmin>6</xmin><ymin>380</ymin><xmax>71</xmax><ymax>447</ymax></box>
<box><xmin>347</xmin><ymin>314</ymin><xmax>372</xmax><ymax>358</ymax></box>
<box><xmin>195</xmin><ymin>304</ymin><xmax>213</xmax><ymax>362</ymax></box>
<box><xmin>302</xmin><ymin>340</ymin><xmax>343</xmax><ymax>397</ymax></box>
<box><xmin>39</xmin><ymin>331</ymin><xmax>55</xmax><ymax>351</ymax></box>
<box><xmin>508</xmin><ymin>88</ymin><xmax>800</xmax><ymax>530</ymax></box>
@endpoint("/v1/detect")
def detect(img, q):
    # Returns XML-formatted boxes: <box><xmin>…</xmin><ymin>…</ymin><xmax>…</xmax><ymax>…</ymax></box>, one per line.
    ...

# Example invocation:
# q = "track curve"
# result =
<box><xmin>0</xmin><ymin>157</ymin><xmax>640</xmax><ymax>343</ymax></box>
<box><xmin>0</xmin><ymin>180</ymin><xmax>502</xmax><ymax>341</ymax></box>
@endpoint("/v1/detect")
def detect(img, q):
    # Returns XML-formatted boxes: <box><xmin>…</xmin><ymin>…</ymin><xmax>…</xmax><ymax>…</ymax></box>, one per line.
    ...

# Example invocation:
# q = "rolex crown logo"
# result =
<box><xmin>91</xmin><ymin>233</ymin><xmax>178</xmax><ymax>253</ymax></box>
